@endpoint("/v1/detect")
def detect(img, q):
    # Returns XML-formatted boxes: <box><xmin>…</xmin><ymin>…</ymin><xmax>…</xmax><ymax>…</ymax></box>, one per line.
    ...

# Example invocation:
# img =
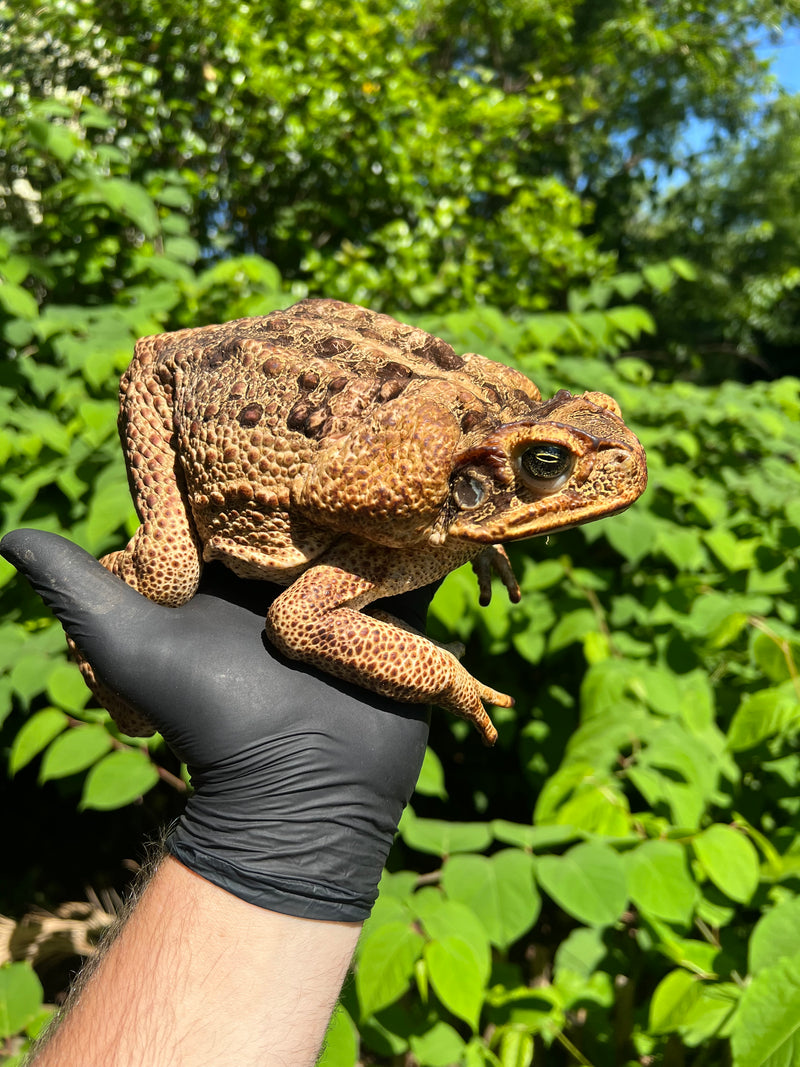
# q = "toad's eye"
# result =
<box><xmin>519</xmin><ymin>443</ymin><xmax>574</xmax><ymax>491</ymax></box>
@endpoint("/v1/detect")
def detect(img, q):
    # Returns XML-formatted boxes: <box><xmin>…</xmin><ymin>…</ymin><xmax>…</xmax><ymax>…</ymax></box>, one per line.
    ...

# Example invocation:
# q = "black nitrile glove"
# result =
<box><xmin>1</xmin><ymin>529</ymin><xmax>431</xmax><ymax>921</ymax></box>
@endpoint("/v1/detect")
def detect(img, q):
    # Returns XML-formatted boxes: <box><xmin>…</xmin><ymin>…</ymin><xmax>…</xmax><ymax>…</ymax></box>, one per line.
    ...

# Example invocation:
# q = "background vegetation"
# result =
<box><xmin>2</xmin><ymin>1</ymin><xmax>800</xmax><ymax>1063</ymax></box>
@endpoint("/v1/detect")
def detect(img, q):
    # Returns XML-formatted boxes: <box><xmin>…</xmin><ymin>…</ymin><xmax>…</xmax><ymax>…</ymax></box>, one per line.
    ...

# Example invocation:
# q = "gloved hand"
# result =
<box><xmin>1</xmin><ymin>529</ymin><xmax>431</xmax><ymax>921</ymax></box>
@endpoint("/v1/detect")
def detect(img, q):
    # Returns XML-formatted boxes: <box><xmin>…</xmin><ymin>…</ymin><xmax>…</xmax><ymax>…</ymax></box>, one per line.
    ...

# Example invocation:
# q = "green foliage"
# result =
<box><xmin>3</xmin><ymin>5</ymin><xmax>800</xmax><ymax>1062</ymax></box>
<box><xmin>631</xmin><ymin>93</ymin><xmax>800</xmax><ymax>380</ymax></box>
<box><xmin>0</xmin><ymin>962</ymin><xmax>51</xmax><ymax>1062</ymax></box>
<box><xmin>0</xmin><ymin>100</ymin><xmax>289</xmax><ymax>819</ymax></box>
<box><xmin>5</xmin><ymin>0</ymin><xmax>799</xmax><ymax>355</ymax></box>
<box><xmin>4</xmin><ymin>230</ymin><xmax>800</xmax><ymax>1059</ymax></box>
<box><xmin>2</xmin><ymin>0</ymin><xmax>613</xmax><ymax>313</ymax></box>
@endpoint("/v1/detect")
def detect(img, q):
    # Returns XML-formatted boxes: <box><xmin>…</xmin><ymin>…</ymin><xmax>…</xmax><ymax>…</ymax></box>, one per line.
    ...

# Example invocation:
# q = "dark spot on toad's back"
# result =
<box><xmin>262</xmin><ymin>357</ymin><xmax>283</xmax><ymax>377</ymax></box>
<box><xmin>238</xmin><ymin>403</ymin><xmax>264</xmax><ymax>427</ymax></box>
<box><xmin>411</xmin><ymin>338</ymin><xmax>465</xmax><ymax>371</ymax></box>
<box><xmin>303</xmin><ymin>406</ymin><xmax>332</xmax><ymax>439</ymax></box>
<box><xmin>316</xmin><ymin>337</ymin><xmax>353</xmax><ymax>357</ymax></box>
<box><xmin>378</xmin><ymin>379</ymin><xmax>407</xmax><ymax>402</ymax></box>
<box><xmin>287</xmin><ymin>399</ymin><xmax>312</xmax><ymax>432</ymax></box>
<box><xmin>298</xmin><ymin>370</ymin><xmax>320</xmax><ymax>391</ymax></box>
<box><xmin>377</xmin><ymin>361</ymin><xmax>412</xmax><ymax>383</ymax></box>
<box><xmin>461</xmin><ymin>410</ymin><xmax>485</xmax><ymax>433</ymax></box>
<box><xmin>261</xmin><ymin>315</ymin><xmax>289</xmax><ymax>332</ymax></box>
<box><xmin>202</xmin><ymin>344</ymin><xmax>231</xmax><ymax>370</ymax></box>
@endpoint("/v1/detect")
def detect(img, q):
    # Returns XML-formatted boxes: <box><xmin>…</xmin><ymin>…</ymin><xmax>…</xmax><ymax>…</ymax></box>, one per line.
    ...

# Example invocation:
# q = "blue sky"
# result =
<box><xmin>762</xmin><ymin>28</ymin><xmax>800</xmax><ymax>92</ymax></box>
<box><xmin>677</xmin><ymin>29</ymin><xmax>800</xmax><ymax>159</ymax></box>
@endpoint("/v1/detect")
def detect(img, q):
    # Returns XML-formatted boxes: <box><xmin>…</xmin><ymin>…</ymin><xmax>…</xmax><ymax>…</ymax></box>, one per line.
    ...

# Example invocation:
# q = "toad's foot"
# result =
<box><xmin>472</xmin><ymin>545</ymin><xmax>521</xmax><ymax>607</ymax></box>
<box><xmin>266</xmin><ymin>562</ymin><xmax>511</xmax><ymax>745</ymax></box>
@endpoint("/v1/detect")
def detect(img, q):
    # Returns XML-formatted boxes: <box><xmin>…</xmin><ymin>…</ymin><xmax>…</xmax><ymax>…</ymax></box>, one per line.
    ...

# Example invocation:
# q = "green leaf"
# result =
<box><xmin>626</xmin><ymin>840</ymin><xmax>698</xmax><ymax>926</ymax></box>
<box><xmin>704</xmin><ymin>528</ymin><xmax>760</xmax><ymax>572</ymax></box>
<box><xmin>163</xmin><ymin>236</ymin><xmax>200</xmax><ymax>264</ymax></box>
<box><xmin>46</xmin><ymin>662</ymin><xmax>90</xmax><ymax>713</ymax></box>
<box><xmin>415</xmin><ymin>747</ymin><xmax>447</xmax><ymax>799</ymax></box>
<box><xmin>0</xmin><ymin>625</ymin><xmax>27</xmax><ymax>673</ymax></box>
<box><xmin>496</xmin><ymin>1029</ymin><xmax>535</xmax><ymax>1067</ymax></box>
<box><xmin>643</xmin><ymin>262</ymin><xmax>675</xmax><ymax>291</ymax></box>
<box><xmin>398</xmin><ymin>809</ymin><xmax>492</xmax><ymax>856</ymax></box>
<box><xmin>612</xmin><ymin>272</ymin><xmax>645</xmax><ymax>300</ymax></box>
<box><xmin>550</xmin><ymin>781</ymin><xmax>631</xmax><ymax>837</ymax></box>
<box><xmin>152</xmin><ymin>184</ymin><xmax>193</xmax><ymax>208</ymax></box>
<box><xmin>524</xmin><ymin>312</ymin><xmax>572</xmax><ymax>349</ymax></box>
<box><xmin>414</xmin><ymin>894</ymin><xmax>491</xmax><ymax>982</ymax></box>
<box><xmin>0</xmin><ymin>677</ymin><xmax>12</xmax><ymax>731</ymax></box>
<box><xmin>490</xmin><ymin>821</ymin><xmax>579</xmax><ymax>851</ymax></box>
<box><xmin>27</xmin><ymin>118</ymin><xmax>78</xmax><ymax>162</ymax></box>
<box><xmin>576</xmin><ymin>310</ymin><xmax>611</xmax><ymax>346</ymax></box>
<box><xmin>360</xmin><ymin>894</ymin><xmax>410</xmax><ymax>946</ymax></box>
<box><xmin>536</xmin><ymin>842</ymin><xmax>628</xmax><ymax>927</ymax></box>
<box><xmin>727</xmin><ymin>685</ymin><xmax>800</xmax><ymax>752</ymax></box>
<box><xmin>0</xmin><ymin>282</ymin><xmax>39</xmax><ymax>320</ymax></box>
<box><xmin>602</xmin><ymin>509</ymin><xmax>659</xmax><ymax>565</ymax></box>
<box><xmin>548</xmin><ymin>608</ymin><xmax>597</xmax><ymax>653</ymax></box>
<box><xmin>9</xmin><ymin>652</ymin><xmax>56</xmax><ymax>704</ymax></box>
<box><xmin>656</xmin><ymin>524</ymin><xmax>708</xmax><ymax>571</ymax></box>
<box><xmin>605</xmin><ymin>304</ymin><xmax>656</xmax><ymax>339</ymax></box>
<box><xmin>356</xmin><ymin>922</ymin><xmax>424</xmax><ymax>1019</ymax></box>
<box><xmin>749</xmin><ymin>897</ymin><xmax>800</xmax><ymax>976</ymax></box>
<box><xmin>84</xmin><ymin>474</ymin><xmax>136</xmax><ymax>550</ymax></box>
<box><xmin>9</xmin><ymin>707</ymin><xmax>69</xmax><ymax>775</ymax></box>
<box><xmin>441</xmin><ymin>850</ymin><xmax>540</xmax><ymax>949</ymax></box>
<box><xmin>318</xmin><ymin>1005</ymin><xmax>358</xmax><ymax>1067</ymax></box>
<box><xmin>375</xmin><ymin>870</ymin><xmax>418</xmax><ymax>901</ymax></box>
<box><xmin>39</xmin><ymin>723</ymin><xmax>113</xmax><ymax>781</ymax></box>
<box><xmin>732</xmin><ymin>955</ymin><xmax>800</xmax><ymax>1067</ymax></box>
<box><xmin>650</xmin><ymin>969</ymin><xmax>704</xmax><ymax>1035</ymax></box>
<box><xmin>101</xmin><ymin>179</ymin><xmax>160</xmax><ymax>237</ymax></box>
<box><xmin>553</xmin><ymin>926</ymin><xmax>607</xmax><ymax>979</ymax></box>
<box><xmin>668</xmin><ymin>256</ymin><xmax>698</xmax><ymax>281</ymax></box>
<box><xmin>650</xmin><ymin>970</ymin><xmax>738</xmax><ymax>1045</ymax></box>
<box><xmin>1</xmin><ymin>253</ymin><xmax>34</xmax><ymax>285</ymax></box>
<box><xmin>484</xmin><ymin>984</ymin><xmax>563</xmax><ymax>1037</ymax></box>
<box><xmin>409</xmin><ymin>1021</ymin><xmax>466</xmax><ymax>1067</ymax></box>
<box><xmin>693</xmin><ymin>825</ymin><xmax>760</xmax><ymax>904</ymax></box>
<box><xmin>752</xmin><ymin>632</ymin><xmax>798</xmax><ymax>684</ymax></box>
<box><xmin>0</xmin><ymin>962</ymin><xmax>44</xmax><ymax>1039</ymax></box>
<box><xmin>424</xmin><ymin>936</ymin><xmax>486</xmax><ymax>1031</ymax></box>
<box><xmin>80</xmin><ymin>749</ymin><xmax>159</xmax><ymax>810</ymax></box>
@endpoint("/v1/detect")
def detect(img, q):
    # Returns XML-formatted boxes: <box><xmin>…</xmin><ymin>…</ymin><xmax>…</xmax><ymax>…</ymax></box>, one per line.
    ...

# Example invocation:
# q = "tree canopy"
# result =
<box><xmin>3</xmin><ymin>0</ymin><xmax>800</xmax><ymax>372</ymax></box>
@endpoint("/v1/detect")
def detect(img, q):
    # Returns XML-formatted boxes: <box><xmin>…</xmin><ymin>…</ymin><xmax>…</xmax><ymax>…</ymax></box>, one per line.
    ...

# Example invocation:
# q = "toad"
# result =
<box><xmin>86</xmin><ymin>299</ymin><xmax>647</xmax><ymax>744</ymax></box>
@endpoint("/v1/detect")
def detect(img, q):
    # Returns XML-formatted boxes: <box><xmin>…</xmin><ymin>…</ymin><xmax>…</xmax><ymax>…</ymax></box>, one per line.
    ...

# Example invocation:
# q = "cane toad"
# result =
<box><xmin>89</xmin><ymin>298</ymin><xmax>647</xmax><ymax>744</ymax></box>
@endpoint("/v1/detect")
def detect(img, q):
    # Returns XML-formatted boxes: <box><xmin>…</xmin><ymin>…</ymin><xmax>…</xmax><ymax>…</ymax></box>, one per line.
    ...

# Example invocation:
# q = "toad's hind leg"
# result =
<box><xmin>74</xmin><ymin>355</ymin><xmax>203</xmax><ymax>736</ymax></box>
<box><xmin>106</xmin><ymin>354</ymin><xmax>202</xmax><ymax>606</ymax></box>
<box><xmin>265</xmin><ymin>557</ymin><xmax>512</xmax><ymax>745</ymax></box>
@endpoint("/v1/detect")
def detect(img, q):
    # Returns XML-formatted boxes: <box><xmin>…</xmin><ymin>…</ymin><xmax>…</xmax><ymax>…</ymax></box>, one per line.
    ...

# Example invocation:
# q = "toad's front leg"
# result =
<box><xmin>264</xmin><ymin>555</ymin><xmax>512</xmax><ymax>745</ymax></box>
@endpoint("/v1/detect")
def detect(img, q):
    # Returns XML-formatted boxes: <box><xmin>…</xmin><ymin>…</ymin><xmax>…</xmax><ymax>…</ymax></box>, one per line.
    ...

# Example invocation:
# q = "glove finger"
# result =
<box><xmin>0</xmin><ymin>529</ymin><xmax>159</xmax><ymax>656</ymax></box>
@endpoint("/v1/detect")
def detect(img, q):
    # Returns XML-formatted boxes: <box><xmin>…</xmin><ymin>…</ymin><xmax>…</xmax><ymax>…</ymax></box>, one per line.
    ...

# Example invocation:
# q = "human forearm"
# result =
<box><xmin>2</xmin><ymin>531</ymin><xmax>428</xmax><ymax>1066</ymax></box>
<box><xmin>30</xmin><ymin>857</ymin><xmax>360</xmax><ymax>1067</ymax></box>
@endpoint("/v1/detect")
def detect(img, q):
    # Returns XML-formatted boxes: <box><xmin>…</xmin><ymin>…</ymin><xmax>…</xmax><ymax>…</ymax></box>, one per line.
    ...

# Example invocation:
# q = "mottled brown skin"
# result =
<box><xmin>85</xmin><ymin>299</ymin><xmax>647</xmax><ymax>744</ymax></box>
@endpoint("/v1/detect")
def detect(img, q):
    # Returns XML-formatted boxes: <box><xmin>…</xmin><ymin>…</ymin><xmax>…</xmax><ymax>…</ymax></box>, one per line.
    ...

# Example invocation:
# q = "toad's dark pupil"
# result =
<box><xmin>521</xmin><ymin>444</ymin><xmax>573</xmax><ymax>480</ymax></box>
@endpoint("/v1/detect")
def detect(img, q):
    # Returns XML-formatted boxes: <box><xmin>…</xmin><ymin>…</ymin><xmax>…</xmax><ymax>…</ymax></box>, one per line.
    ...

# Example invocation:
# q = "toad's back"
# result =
<box><xmin>119</xmin><ymin>299</ymin><xmax>545</xmax><ymax>583</ymax></box>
